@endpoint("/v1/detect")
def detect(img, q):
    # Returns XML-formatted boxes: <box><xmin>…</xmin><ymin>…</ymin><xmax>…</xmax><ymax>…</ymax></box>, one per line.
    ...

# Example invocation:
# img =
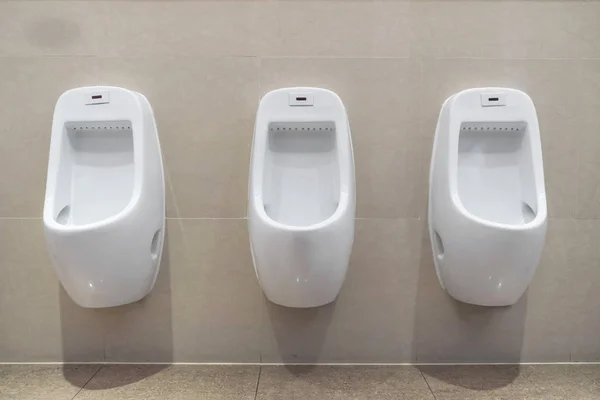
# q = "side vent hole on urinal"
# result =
<box><xmin>56</xmin><ymin>205</ymin><xmax>71</xmax><ymax>225</ymax></box>
<box><xmin>150</xmin><ymin>229</ymin><xmax>161</xmax><ymax>260</ymax></box>
<box><xmin>522</xmin><ymin>202</ymin><xmax>536</xmax><ymax>223</ymax></box>
<box><xmin>433</xmin><ymin>231</ymin><xmax>445</xmax><ymax>260</ymax></box>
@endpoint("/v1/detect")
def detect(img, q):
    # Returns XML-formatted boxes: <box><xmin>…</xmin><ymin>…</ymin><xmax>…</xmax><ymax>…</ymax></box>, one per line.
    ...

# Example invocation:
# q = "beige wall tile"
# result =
<box><xmin>0</xmin><ymin>0</ymin><xmax>599</xmax><ymax>366</ymax></box>
<box><xmin>415</xmin><ymin>218</ymin><xmax>588</xmax><ymax>363</ymax></box>
<box><xmin>260</xmin><ymin>58</ymin><xmax>424</xmax><ymax>218</ymax></box>
<box><xmin>272</xmin><ymin>1</ymin><xmax>409</xmax><ymax>57</ymax></box>
<box><xmin>104</xmin><ymin>219</ymin><xmax>262</xmax><ymax>363</ymax></box>
<box><xmin>0</xmin><ymin>57</ymin><xmax>97</xmax><ymax>218</ymax></box>
<box><xmin>97</xmin><ymin>56</ymin><xmax>259</xmax><ymax>218</ymax></box>
<box><xmin>169</xmin><ymin>219</ymin><xmax>262</xmax><ymax>362</ymax></box>
<box><xmin>261</xmin><ymin>218</ymin><xmax>421</xmax><ymax>363</ymax></box>
<box><xmin>0</xmin><ymin>2</ymin><xmax>102</xmax><ymax>56</ymax></box>
<box><xmin>576</xmin><ymin>61</ymin><xmax>600</xmax><ymax>218</ymax></box>
<box><xmin>102</xmin><ymin>222</ymin><xmax>175</xmax><ymax>362</ymax></box>
<box><xmin>420</xmin><ymin>58</ymin><xmax>582</xmax><ymax>219</ymax></box>
<box><xmin>0</xmin><ymin>219</ymin><xmax>105</xmax><ymax>362</ymax></box>
<box><xmin>410</xmin><ymin>1</ymin><xmax>600</xmax><ymax>59</ymax></box>
<box><xmin>413</xmin><ymin>219</ymin><xmax>530</xmax><ymax>363</ymax></box>
<box><xmin>568</xmin><ymin>219</ymin><xmax>600</xmax><ymax>361</ymax></box>
<box><xmin>521</xmin><ymin>219</ymin><xmax>587</xmax><ymax>362</ymax></box>
<box><xmin>98</xmin><ymin>2</ymin><xmax>277</xmax><ymax>57</ymax></box>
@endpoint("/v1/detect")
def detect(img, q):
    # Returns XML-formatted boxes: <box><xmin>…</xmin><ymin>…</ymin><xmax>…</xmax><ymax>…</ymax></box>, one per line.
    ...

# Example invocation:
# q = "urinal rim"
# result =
<box><xmin>439</xmin><ymin>88</ymin><xmax>548</xmax><ymax>232</ymax></box>
<box><xmin>450</xmin><ymin>193</ymin><xmax>548</xmax><ymax>231</ymax></box>
<box><xmin>44</xmin><ymin>182</ymin><xmax>143</xmax><ymax>234</ymax></box>
<box><xmin>250</xmin><ymin>190</ymin><xmax>351</xmax><ymax>232</ymax></box>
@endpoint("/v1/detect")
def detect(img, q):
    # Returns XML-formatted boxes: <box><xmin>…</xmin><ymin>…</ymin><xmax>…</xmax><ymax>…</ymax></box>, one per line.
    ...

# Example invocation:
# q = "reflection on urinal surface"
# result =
<box><xmin>429</xmin><ymin>88</ymin><xmax>547</xmax><ymax>306</ymax></box>
<box><xmin>44</xmin><ymin>87</ymin><xmax>165</xmax><ymax>308</ymax></box>
<box><xmin>248</xmin><ymin>88</ymin><xmax>355</xmax><ymax>308</ymax></box>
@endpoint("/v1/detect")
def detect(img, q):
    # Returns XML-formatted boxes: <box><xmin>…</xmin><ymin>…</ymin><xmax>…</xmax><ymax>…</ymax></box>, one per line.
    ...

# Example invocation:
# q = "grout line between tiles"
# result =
<box><xmin>419</xmin><ymin>368</ymin><xmax>439</xmax><ymax>400</ymax></box>
<box><xmin>6</xmin><ymin>362</ymin><xmax>600</xmax><ymax>366</ymax></box>
<box><xmin>3</xmin><ymin>55</ymin><xmax>600</xmax><ymax>61</ymax></box>
<box><xmin>253</xmin><ymin>365</ymin><xmax>262</xmax><ymax>400</ymax></box>
<box><xmin>6</xmin><ymin>216</ymin><xmax>600</xmax><ymax>221</ymax></box>
<box><xmin>166</xmin><ymin>217</ymin><xmax>247</xmax><ymax>220</ymax></box>
<box><xmin>70</xmin><ymin>365</ymin><xmax>102</xmax><ymax>400</ymax></box>
<box><xmin>581</xmin><ymin>369</ymin><xmax>598</xmax><ymax>385</ymax></box>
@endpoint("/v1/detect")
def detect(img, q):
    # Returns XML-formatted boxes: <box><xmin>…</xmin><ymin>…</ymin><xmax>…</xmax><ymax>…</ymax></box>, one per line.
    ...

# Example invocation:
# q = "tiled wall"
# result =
<box><xmin>1</xmin><ymin>0</ymin><xmax>600</xmax><ymax>364</ymax></box>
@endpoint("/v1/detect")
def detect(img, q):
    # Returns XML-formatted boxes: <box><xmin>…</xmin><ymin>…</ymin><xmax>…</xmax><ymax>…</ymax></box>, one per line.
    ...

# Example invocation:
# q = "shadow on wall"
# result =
<box><xmin>412</xmin><ymin>218</ymin><xmax>524</xmax><ymax>388</ymax></box>
<box><xmin>60</xmin><ymin>229</ymin><xmax>174</xmax><ymax>388</ymax></box>
<box><xmin>264</xmin><ymin>299</ymin><xmax>335</xmax><ymax>367</ymax></box>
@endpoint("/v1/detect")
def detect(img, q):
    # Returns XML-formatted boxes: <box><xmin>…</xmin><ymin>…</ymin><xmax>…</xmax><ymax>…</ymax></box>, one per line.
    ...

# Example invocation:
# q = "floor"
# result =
<box><xmin>1</xmin><ymin>364</ymin><xmax>600</xmax><ymax>400</ymax></box>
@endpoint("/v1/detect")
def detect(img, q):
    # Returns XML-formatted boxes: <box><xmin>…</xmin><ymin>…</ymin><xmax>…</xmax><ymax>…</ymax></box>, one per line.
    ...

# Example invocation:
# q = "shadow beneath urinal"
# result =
<box><xmin>60</xmin><ymin>227</ymin><xmax>173</xmax><ymax>388</ymax></box>
<box><xmin>264</xmin><ymin>298</ymin><xmax>336</xmax><ymax>366</ymax></box>
<box><xmin>417</xmin><ymin>364</ymin><xmax>521</xmax><ymax>391</ymax></box>
<box><xmin>411</xmin><ymin>218</ymin><xmax>525</xmax><ymax>390</ymax></box>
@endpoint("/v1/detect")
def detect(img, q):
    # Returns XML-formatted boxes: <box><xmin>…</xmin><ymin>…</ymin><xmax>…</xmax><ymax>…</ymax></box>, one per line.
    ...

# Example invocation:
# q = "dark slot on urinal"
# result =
<box><xmin>56</xmin><ymin>205</ymin><xmax>71</xmax><ymax>225</ymax></box>
<box><xmin>150</xmin><ymin>229</ymin><xmax>161</xmax><ymax>259</ymax></box>
<box><xmin>488</xmin><ymin>97</ymin><xmax>499</xmax><ymax>102</ymax></box>
<box><xmin>91</xmin><ymin>95</ymin><xmax>103</xmax><ymax>100</ymax></box>
<box><xmin>296</xmin><ymin>97</ymin><xmax>307</xmax><ymax>101</ymax></box>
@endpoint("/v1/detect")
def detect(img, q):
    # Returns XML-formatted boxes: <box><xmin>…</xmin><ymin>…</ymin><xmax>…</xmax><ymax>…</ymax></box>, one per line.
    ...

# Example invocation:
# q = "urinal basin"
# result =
<box><xmin>52</xmin><ymin>121</ymin><xmax>135</xmax><ymax>226</ymax></box>
<box><xmin>264</xmin><ymin>121</ymin><xmax>339</xmax><ymax>226</ymax></box>
<box><xmin>249</xmin><ymin>194</ymin><xmax>354</xmax><ymax>307</ymax></box>
<box><xmin>44</xmin><ymin>87</ymin><xmax>165</xmax><ymax>308</ymax></box>
<box><xmin>429</xmin><ymin>88</ymin><xmax>547</xmax><ymax>306</ymax></box>
<box><xmin>46</xmin><ymin>216</ymin><xmax>163</xmax><ymax>308</ymax></box>
<box><xmin>248</xmin><ymin>88</ymin><xmax>356</xmax><ymax>308</ymax></box>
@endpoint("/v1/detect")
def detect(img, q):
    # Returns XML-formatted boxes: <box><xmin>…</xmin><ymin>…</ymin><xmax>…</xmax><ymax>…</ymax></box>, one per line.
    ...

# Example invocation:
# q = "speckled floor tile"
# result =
<box><xmin>0</xmin><ymin>364</ymin><xmax>100</xmax><ymax>400</ymax></box>
<box><xmin>255</xmin><ymin>366</ymin><xmax>435</xmax><ymax>400</ymax></box>
<box><xmin>580</xmin><ymin>364</ymin><xmax>600</xmax><ymax>384</ymax></box>
<box><xmin>419</xmin><ymin>365</ymin><xmax>600</xmax><ymax>400</ymax></box>
<box><xmin>74</xmin><ymin>365</ymin><xmax>259</xmax><ymax>400</ymax></box>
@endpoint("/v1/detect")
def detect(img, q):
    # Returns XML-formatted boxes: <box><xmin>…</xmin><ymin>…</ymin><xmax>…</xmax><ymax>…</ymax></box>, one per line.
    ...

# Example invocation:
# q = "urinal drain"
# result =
<box><xmin>269</xmin><ymin>121</ymin><xmax>336</xmax><ymax>132</ymax></box>
<box><xmin>460</xmin><ymin>121</ymin><xmax>527</xmax><ymax>132</ymax></box>
<box><xmin>65</xmin><ymin>121</ymin><xmax>132</xmax><ymax>132</ymax></box>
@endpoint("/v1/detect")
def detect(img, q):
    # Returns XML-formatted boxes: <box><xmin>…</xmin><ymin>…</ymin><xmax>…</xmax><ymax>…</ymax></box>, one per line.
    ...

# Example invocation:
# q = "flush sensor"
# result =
<box><xmin>481</xmin><ymin>93</ymin><xmax>506</xmax><ymax>107</ymax></box>
<box><xmin>289</xmin><ymin>92</ymin><xmax>314</xmax><ymax>106</ymax></box>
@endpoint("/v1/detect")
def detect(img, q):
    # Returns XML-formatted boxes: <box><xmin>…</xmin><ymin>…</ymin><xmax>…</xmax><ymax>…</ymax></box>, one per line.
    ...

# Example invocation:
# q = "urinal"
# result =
<box><xmin>248</xmin><ymin>88</ymin><xmax>355</xmax><ymax>308</ymax></box>
<box><xmin>43</xmin><ymin>86</ymin><xmax>165</xmax><ymax>308</ymax></box>
<box><xmin>429</xmin><ymin>88</ymin><xmax>547</xmax><ymax>306</ymax></box>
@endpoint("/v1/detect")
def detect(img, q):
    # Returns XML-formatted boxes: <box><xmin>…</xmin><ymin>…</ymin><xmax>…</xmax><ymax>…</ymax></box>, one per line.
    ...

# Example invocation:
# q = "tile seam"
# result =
<box><xmin>70</xmin><ymin>364</ymin><xmax>102</xmax><ymax>400</ymax></box>
<box><xmin>419</xmin><ymin>368</ymin><xmax>439</xmax><ymax>400</ymax></box>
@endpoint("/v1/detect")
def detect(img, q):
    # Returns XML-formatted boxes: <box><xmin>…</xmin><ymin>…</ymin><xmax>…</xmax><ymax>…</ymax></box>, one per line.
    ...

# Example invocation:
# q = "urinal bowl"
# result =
<box><xmin>248</xmin><ymin>88</ymin><xmax>356</xmax><ymax>308</ymax></box>
<box><xmin>44</xmin><ymin>87</ymin><xmax>165</xmax><ymax>308</ymax></box>
<box><xmin>429</xmin><ymin>88</ymin><xmax>547</xmax><ymax>306</ymax></box>
<box><xmin>249</xmin><ymin>200</ymin><xmax>355</xmax><ymax>308</ymax></box>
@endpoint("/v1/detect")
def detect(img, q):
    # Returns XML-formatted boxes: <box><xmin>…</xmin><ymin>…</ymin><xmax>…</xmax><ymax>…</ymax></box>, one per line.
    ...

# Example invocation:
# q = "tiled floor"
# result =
<box><xmin>1</xmin><ymin>364</ymin><xmax>600</xmax><ymax>400</ymax></box>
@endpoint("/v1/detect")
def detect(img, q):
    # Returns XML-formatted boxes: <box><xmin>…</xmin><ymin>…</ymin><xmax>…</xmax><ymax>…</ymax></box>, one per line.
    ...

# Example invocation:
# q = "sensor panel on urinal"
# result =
<box><xmin>44</xmin><ymin>86</ymin><xmax>165</xmax><ymax>308</ymax></box>
<box><xmin>428</xmin><ymin>88</ymin><xmax>547</xmax><ymax>306</ymax></box>
<box><xmin>248</xmin><ymin>88</ymin><xmax>356</xmax><ymax>308</ymax></box>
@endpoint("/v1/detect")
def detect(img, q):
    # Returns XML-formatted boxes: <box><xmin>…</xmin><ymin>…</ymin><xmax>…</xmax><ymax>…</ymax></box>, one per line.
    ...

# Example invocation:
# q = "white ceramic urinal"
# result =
<box><xmin>44</xmin><ymin>86</ymin><xmax>165</xmax><ymax>308</ymax></box>
<box><xmin>429</xmin><ymin>88</ymin><xmax>547</xmax><ymax>306</ymax></box>
<box><xmin>248</xmin><ymin>88</ymin><xmax>355</xmax><ymax>308</ymax></box>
